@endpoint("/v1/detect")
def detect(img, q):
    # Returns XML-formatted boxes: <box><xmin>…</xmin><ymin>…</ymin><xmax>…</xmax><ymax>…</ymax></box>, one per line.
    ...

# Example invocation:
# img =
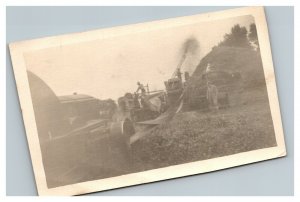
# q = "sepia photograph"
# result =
<box><xmin>9</xmin><ymin>7</ymin><xmax>286</xmax><ymax>195</ymax></box>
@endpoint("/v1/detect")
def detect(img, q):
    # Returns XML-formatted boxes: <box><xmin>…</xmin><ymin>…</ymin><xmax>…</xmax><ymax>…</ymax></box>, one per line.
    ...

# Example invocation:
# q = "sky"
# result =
<box><xmin>25</xmin><ymin>15</ymin><xmax>254</xmax><ymax>100</ymax></box>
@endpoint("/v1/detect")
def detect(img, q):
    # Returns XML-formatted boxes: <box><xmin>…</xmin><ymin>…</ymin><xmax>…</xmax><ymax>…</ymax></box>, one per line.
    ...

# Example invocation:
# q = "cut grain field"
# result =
<box><xmin>131</xmin><ymin>85</ymin><xmax>277</xmax><ymax>171</ymax></box>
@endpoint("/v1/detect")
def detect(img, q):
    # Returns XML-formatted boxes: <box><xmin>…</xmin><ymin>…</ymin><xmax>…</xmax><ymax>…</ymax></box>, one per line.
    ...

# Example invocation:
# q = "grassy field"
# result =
<box><xmin>131</xmin><ymin>85</ymin><xmax>277</xmax><ymax>171</ymax></box>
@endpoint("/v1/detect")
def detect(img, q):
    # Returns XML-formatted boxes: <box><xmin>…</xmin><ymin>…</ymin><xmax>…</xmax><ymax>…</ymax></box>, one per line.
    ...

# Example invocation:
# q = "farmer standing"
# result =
<box><xmin>207</xmin><ymin>81</ymin><xmax>219</xmax><ymax>111</ymax></box>
<box><xmin>136</xmin><ymin>82</ymin><xmax>146</xmax><ymax>96</ymax></box>
<box><xmin>136</xmin><ymin>82</ymin><xmax>147</xmax><ymax>108</ymax></box>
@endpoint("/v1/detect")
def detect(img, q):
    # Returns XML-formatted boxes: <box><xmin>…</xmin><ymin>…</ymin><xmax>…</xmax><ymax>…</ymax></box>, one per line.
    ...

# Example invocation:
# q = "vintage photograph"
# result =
<box><xmin>9</xmin><ymin>7</ymin><xmax>286</xmax><ymax>195</ymax></box>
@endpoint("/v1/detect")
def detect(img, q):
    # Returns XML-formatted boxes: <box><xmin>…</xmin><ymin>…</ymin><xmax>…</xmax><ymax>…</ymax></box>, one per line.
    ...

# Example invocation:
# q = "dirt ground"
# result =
<box><xmin>46</xmin><ymin>85</ymin><xmax>277</xmax><ymax>187</ymax></box>
<box><xmin>131</xmin><ymin>85</ymin><xmax>277</xmax><ymax>172</ymax></box>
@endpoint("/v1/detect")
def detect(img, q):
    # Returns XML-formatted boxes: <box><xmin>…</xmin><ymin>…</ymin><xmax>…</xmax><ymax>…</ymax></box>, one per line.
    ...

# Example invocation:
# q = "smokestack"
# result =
<box><xmin>176</xmin><ymin>52</ymin><xmax>188</xmax><ymax>70</ymax></box>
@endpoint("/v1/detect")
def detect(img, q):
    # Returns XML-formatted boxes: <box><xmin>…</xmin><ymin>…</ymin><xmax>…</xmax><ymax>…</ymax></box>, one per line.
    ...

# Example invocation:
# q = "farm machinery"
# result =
<box><xmin>116</xmin><ymin>48</ymin><xmax>241</xmax><ymax>126</ymax></box>
<box><xmin>26</xmin><ymin>42</ymin><xmax>241</xmax><ymax>187</ymax></box>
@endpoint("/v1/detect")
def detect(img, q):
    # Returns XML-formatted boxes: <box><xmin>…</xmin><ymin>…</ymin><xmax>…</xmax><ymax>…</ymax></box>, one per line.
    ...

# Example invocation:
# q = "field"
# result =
<box><xmin>48</xmin><ymin>85</ymin><xmax>277</xmax><ymax>187</ymax></box>
<box><xmin>42</xmin><ymin>46</ymin><xmax>278</xmax><ymax>187</ymax></box>
<box><xmin>131</xmin><ymin>84</ymin><xmax>277</xmax><ymax>172</ymax></box>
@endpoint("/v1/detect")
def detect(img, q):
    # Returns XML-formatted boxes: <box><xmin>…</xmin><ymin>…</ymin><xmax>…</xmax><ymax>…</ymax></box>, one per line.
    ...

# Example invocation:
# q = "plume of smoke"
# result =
<box><xmin>182</xmin><ymin>37</ymin><xmax>199</xmax><ymax>56</ymax></box>
<box><xmin>177</xmin><ymin>37</ymin><xmax>200</xmax><ymax>75</ymax></box>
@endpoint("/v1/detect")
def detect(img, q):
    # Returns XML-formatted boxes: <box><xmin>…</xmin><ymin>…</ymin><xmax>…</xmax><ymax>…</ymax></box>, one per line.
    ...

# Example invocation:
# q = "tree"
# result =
<box><xmin>219</xmin><ymin>24</ymin><xmax>250</xmax><ymax>48</ymax></box>
<box><xmin>248</xmin><ymin>23</ymin><xmax>259</xmax><ymax>51</ymax></box>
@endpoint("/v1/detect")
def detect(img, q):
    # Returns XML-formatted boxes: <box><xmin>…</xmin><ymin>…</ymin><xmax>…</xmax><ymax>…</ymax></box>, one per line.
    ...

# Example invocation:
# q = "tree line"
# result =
<box><xmin>217</xmin><ymin>23</ymin><xmax>259</xmax><ymax>50</ymax></box>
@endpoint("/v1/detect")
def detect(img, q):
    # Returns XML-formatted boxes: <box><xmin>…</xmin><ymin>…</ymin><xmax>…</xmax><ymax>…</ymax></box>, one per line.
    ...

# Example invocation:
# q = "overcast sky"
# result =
<box><xmin>25</xmin><ymin>15</ymin><xmax>254</xmax><ymax>100</ymax></box>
